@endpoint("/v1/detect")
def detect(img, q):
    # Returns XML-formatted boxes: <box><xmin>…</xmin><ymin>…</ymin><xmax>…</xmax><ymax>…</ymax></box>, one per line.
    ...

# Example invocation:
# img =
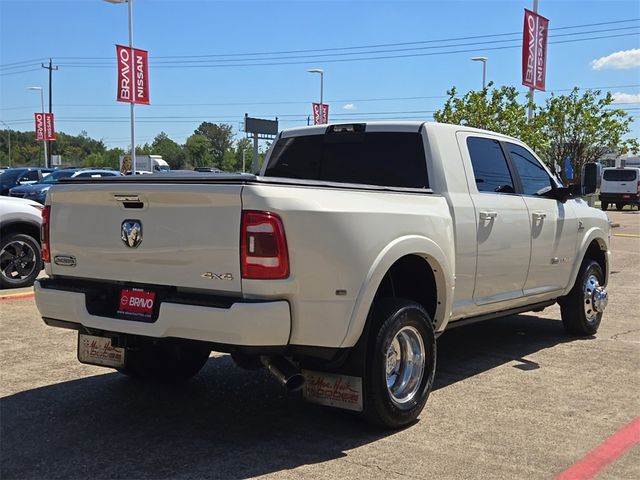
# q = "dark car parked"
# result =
<box><xmin>0</xmin><ymin>167</ymin><xmax>55</xmax><ymax>196</ymax></box>
<box><xmin>9</xmin><ymin>168</ymin><xmax>121</xmax><ymax>204</ymax></box>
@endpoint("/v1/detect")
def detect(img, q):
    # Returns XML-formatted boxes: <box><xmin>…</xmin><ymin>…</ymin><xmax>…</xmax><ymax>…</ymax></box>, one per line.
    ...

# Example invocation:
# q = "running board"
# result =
<box><xmin>445</xmin><ymin>300</ymin><xmax>556</xmax><ymax>330</ymax></box>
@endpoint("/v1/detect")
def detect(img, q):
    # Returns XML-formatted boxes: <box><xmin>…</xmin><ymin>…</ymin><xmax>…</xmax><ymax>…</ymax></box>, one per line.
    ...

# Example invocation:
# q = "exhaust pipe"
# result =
<box><xmin>260</xmin><ymin>356</ymin><xmax>305</xmax><ymax>392</ymax></box>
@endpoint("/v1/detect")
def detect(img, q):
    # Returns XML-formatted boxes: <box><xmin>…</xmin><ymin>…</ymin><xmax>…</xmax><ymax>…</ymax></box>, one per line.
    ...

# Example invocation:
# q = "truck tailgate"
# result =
<box><xmin>47</xmin><ymin>183</ymin><xmax>243</xmax><ymax>293</ymax></box>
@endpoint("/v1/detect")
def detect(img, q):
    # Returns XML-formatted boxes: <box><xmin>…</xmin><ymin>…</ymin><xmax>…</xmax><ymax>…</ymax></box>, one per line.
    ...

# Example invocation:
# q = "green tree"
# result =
<box><xmin>82</xmin><ymin>152</ymin><xmax>105</xmax><ymax>168</ymax></box>
<box><xmin>220</xmin><ymin>149</ymin><xmax>238</xmax><ymax>172</ymax></box>
<box><xmin>103</xmin><ymin>148</ymin><xmax>123</xmax><ymax>169</ymax></box>
<box><xmin>433</xmin><ymin>83</ymin><xmax>547</xmax><ymax>155</ymax></box>
<box><xmin>185</xmin><ymin>134</ymin><xmax>213</xmax><ymax>167</ymax></box>
<box><xmin>235</xmin><ymin>137</ymin><xmax>253</xmax><ymax>172</ymax></box>
<box><xmin>151</xmin><ymin>132</ymin><xmax>186</xmax><ymax>170</ymax></box>
<box><xmin>538</xmin><ymin>88</ymin><xmax>639</xmax><ymax>184</ymax></box>
<box><xmin>194</xmin><ymin>122</ymin><xmax>234</xmax><ymax>167</ymax></box>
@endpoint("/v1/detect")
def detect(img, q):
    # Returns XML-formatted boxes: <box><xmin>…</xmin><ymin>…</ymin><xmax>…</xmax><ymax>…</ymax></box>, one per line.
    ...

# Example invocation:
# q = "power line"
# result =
<box><xmin>49</xmin><ymin>17</ymin><xmax>639</xmax><ymax>62</ymax></box>
<box><xmin>6</xmin><ymin>103</ymin><xmax>638</xmax><ymax>124</ymax></box>
<box><xmin>0</xmin><ymin>68</ymin><xmax>42</xmax><ymax>77</ymax></box>
<box><xmin>1</xmin><ymin>84</ymin><xmax>638</xmax><ymax>112</ymax></box>
<box><xmin>55</xmin><ymin>31</ymin><xmax>639</xmax><ymax>69</ymax></box>
<box><xmin>0</xmin><ymin>58</ymin><xmax>48</xmax><ymax>70</ymax></box>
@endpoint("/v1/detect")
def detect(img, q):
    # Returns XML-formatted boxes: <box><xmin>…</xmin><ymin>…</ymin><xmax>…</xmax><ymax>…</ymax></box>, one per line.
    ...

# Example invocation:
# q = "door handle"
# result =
<box><xmin>479</xmin><ymin>211</ymin><xmax>498</xmax><ymax>220</ymax></box>
<box><xmin>532</xmin><ymin>211</ymin><xmax>547</xmax><ymax>220</ymax></box>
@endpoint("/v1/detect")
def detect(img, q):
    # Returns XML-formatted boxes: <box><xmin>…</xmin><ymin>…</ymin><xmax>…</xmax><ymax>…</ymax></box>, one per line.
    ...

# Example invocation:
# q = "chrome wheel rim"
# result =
<box><xmin>0</xmin><ymin>240</ymin><xmax>38</xmax><ymax>284</ymax></box>
<box><xmin>385</xmin><ymin>326</ymin><xmax>425</xmax><ymax>405</ymax></box>
<box><xmin>583</xmin><ymin>273</ymin><xmax>607</xmax><ymax>323</ymax></box>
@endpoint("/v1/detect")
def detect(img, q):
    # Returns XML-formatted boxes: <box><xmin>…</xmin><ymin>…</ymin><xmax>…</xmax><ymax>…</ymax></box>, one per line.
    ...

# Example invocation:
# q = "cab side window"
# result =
<box><xmin>506</xmin><ymin>143</ymin><xmax>552</xmax><ymax>196</ymax></box>
<box><xmin>466</xmin><ymin>137</ymin><xmax>515</xmax><ymax>194</ymax></box>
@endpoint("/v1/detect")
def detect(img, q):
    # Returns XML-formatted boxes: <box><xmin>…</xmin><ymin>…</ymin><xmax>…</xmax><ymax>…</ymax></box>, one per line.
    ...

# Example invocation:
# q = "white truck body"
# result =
<box><xmin>119</xmin><ymin>155</ymin><xmax>170</xmax><ymax>173</ymax></box>
<box><xmin>34</xmin><ymin>122</ymin><xmax>611</xmax><ymax>427</ymax></box>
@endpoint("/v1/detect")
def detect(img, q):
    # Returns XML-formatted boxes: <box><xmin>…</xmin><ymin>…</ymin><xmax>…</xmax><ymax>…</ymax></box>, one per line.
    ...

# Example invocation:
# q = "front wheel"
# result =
<box><xmin>363</xmin><ymin>299</ymin><xmax>436</xmax><ymax>429</ymax></box>
<box><xmin>601</xmin><ymin>202</ymin><xmax>608</xmax><ymax>211</ymax></box>
<box><xmin>559</xmin><ymin>259</ymin><xmax>607</xmax><ymax>335</ymax></box>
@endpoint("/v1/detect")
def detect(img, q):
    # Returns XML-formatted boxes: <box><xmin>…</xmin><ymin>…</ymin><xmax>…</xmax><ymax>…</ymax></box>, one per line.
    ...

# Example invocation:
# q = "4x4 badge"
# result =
<box><xmin>121</xmin><ymin>220</ymin><xmax>143</xmax><ymax>248</ymax></box>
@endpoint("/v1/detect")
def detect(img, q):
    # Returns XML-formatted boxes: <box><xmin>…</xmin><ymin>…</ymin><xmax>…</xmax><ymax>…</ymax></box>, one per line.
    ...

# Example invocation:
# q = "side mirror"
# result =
<box><xmin>550</xmin><ymin>186</ymin><xmax>572</xmax><ymax>203</ymax></box>
<box><xmin>581</xmin><ymin>162</ymin><xmax>601</xmax><ymax>195</ymax></box>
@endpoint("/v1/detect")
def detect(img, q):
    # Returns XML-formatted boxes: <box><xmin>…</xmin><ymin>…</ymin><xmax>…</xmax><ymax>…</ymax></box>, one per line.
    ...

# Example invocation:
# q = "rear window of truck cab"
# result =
<box><xmin>264</xmin><ymin>129</ymin><xmax>429</xmax><ymax>189</ymax></box>
<box><xmin>603</xmin><ymin>169</ymin><xmax>638</xmax><ymax>182</ymax></box>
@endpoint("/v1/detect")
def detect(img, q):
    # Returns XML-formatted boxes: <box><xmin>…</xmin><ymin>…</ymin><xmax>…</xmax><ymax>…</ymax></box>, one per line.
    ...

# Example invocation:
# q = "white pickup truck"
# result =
<box><xmin>35</xmin><ymin>122</ymin><xmax>610</xmax><ymax>428</ymax></box>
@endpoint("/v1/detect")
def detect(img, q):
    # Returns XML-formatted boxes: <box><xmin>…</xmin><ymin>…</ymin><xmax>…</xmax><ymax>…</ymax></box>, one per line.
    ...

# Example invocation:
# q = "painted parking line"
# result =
<box><xmin>555</xmin><ymin>416</ymin><xmax>640</xmax><ymax>480</ymax></box>
<box><xmin>0</xmin><ymin>292</ymin><xmax>35</xmax><ymax>302</ymax></box>
<box><xmin>613</xmin><ymin>233</ymin><xmax>640</xmax><ymax>238</ymax></box>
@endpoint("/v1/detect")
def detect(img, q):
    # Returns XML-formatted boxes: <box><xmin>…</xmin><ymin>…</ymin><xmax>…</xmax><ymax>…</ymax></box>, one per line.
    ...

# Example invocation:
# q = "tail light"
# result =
<box><xmin>241</xmin><ymin>211</ymin><xmax>289</xmax><ymax>279</ymax></box>
<box><xmin>41</xmin><ymin>205</ymin><xmax>51</xmax><ymax>263</ymax></box>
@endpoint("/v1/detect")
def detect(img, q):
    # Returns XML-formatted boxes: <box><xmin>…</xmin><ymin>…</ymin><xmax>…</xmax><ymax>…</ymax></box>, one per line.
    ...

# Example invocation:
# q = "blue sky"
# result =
<box><xmin>1</xmin><ymin>0</ymin><xmax>639</xmax><ymax>149</ymax></box>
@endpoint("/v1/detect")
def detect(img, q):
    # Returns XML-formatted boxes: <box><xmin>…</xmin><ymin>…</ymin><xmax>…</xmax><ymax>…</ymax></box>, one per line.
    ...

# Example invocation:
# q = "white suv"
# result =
<box><xmin>600</xmin><ymin>167</ymin><xmax>640</xmax><ymax>211</ymax></box>
<box><xmin>0</xmin><ymin>197</ymin><xmax>43</xmax><ymax>288</ymax></box>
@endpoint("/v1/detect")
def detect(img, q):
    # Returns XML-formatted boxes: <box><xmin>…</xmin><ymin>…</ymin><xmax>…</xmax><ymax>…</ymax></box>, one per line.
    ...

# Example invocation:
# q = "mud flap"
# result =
<box><xmin>302</xmin><ymin>370</ymin><xmax>363</xmax><ymax>412</ymax></box>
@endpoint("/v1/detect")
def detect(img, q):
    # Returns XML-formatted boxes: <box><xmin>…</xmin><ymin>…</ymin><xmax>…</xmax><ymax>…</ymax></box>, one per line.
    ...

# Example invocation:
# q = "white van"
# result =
<box><xmin>600</xmin><ymin>167</ymin><xmax>640</xmax><ymax>211</ymax></box>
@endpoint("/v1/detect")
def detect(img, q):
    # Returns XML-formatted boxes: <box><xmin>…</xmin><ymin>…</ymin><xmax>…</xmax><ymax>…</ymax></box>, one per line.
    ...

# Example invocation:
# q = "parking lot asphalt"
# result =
<box><xmin>1</xmin><ymin>209</ymin><xmax>638</xmax><ymax>480</ymax></box>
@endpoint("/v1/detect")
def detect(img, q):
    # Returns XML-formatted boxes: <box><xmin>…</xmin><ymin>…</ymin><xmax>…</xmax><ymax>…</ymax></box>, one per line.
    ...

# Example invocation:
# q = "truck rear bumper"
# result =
<box><xmin>34</xmin><ymin>280</ymin><xmax>291</xmax><ymax>347</ymax></box>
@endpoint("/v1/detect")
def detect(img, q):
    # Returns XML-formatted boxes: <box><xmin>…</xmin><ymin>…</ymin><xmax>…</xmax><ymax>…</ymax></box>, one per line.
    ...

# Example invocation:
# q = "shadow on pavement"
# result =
<box><xmin>1</xmin><ymin>314</ymin><xmax>588</xmax><ymax>479</ymax></box>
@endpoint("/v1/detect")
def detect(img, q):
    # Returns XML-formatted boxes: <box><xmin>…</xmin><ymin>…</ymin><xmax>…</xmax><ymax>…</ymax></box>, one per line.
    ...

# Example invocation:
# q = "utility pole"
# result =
<box><xmin>42</xmin><ymin>59</ymin><xmax>58</xmax><ymax>165</ymax></box>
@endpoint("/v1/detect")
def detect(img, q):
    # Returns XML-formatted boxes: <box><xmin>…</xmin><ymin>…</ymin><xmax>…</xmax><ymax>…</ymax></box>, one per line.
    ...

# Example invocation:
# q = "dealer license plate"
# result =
<box><xmin>77</xmin><ymin>334</ymin><xmax>125</xmax><ymax>368</ymax></box>
<box><xmin>117</xmin><ymin>288</ymin><xmax>156</xmax><ymax>320</ymax></box>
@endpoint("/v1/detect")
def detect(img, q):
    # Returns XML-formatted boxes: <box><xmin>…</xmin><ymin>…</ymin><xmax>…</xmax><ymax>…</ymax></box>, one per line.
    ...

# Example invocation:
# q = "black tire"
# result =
<box><xmin>363</xmin><ymin>298</ymin><xmax>436</xmax><ymax>429</ymax></box>
<box><xmin>122</xmin><ymin>340</ymin><xmax>211</xmax><ymax>383</ymax></box>
<box><xmin>616</xmin><ymin>203</ymin><xmax>625</xmax><ymax>211</ymax></box>
<box><xmin>0</xmin><ymin>233</ymin><xmax>42</xmax><ymax>289</ymax></box>
<box><xmin>601</xmin><ymin>202</ymin><xmax>608</xmax><ymax>211</ymax></box>
<box><xmin>559</xmin><ymin>259</ymin><xmax>606</xmax><ymax>335</ymax></box>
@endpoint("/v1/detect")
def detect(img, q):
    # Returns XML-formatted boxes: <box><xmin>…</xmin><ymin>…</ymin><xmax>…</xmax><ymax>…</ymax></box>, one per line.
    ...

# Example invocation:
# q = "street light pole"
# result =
<box><xmin>307</xmin><ymin>69</ymin><xmax>324</xmax><ymax>123</ymax></box>
<box><xmin>527</xmin><ymin>0</ymin><xmax>539</xmax><ymax>121</ymax></box>
<box><xmin>471</xmin><ymin>57</ymin><xmax>488</xmax><ymax>90</ymax></box>
<box><xmin>28</xmin><ymin>86</ymin><xmax>48</xmax><ymax>167</ymax></box>
<box><xmin>106</xmin><ymin>0</ymin><xmax>136</xmax><ymax>174</ymax></box>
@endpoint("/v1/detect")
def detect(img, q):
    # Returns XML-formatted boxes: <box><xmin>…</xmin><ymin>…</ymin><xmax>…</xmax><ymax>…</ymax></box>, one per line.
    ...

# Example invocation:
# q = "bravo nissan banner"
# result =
<box><xmin>522</xmin><ymin>9</ymin><xmax>549</xmax><ymax>91</ymax></box>
<box><xmin>116</xmin><ymin>45</ymin><xmax>150</xmax><ymax>105</ymax></box>
<box><xmin>34</xmin><ymin>113</ymin><xmax>55</xmax><ymax>141</ymax></box>
<box><xmin>312</xmin><ymin>103</ymin><xmax>329</xmax><ymax>125</ymax></box>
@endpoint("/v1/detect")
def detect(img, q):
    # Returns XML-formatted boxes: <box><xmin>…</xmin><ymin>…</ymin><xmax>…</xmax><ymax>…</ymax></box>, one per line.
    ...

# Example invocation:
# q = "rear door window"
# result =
<box><xmin>264</xmin><ymin>131</ymin><xmax>428</xmax><ymax>188</ymax></box>
<box><xmin>603</xmin><ymin>169</ymin><xmax>637</xmax><ymax>181</ymax></box>
<box><xmin>19</xmin><ymin>171</ymin><xmax>41</xmax><ymax>183</ymax></box>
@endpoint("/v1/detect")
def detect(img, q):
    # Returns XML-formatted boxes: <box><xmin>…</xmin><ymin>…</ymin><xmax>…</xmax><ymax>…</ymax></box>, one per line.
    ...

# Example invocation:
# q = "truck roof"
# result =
<box><xmin>279</xmin><ymin>121</ymin><xmax>524</xmax><ymax>144</ymax></box>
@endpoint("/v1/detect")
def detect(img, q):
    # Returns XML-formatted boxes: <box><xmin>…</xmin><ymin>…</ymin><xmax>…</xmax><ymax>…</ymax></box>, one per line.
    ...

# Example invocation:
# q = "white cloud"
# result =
<box><xmin>343</xmin><ymin>103</ymin><xmax>355</xmax><ymax>110</ymax></box>
<box><xmin>591</xmin><ymin>48</ymin><xmax>640</xmax><ymax>70</ymax></box>
<box><xmin>612</xmin><ymin>92</ymin><xmax>640</xmax><ymax>104</ymax></box>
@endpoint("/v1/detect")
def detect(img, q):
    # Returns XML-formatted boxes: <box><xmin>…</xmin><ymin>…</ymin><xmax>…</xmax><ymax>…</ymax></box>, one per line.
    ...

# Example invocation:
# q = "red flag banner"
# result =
<box><xmin>44</xmin><ymin>113</ymin><xmax>55</xmax><ymax>140</ymax></box>
<box><xmin>133</xmin><ymin>48</ymin><xmax>150</xmax><ymax>104</ymax></box>
<box><xmin>535</xmin><ymin>14</ymin><xmax>549</xmax><ymax>91</ymax></box>
<box><xmin>116</xmin><ymin>45</ymin><xmax>150</xmax><ymax>104</ymax></box>
<box><xmin>312</xmin><ymin>103</ymin><xmax>329</xmax><ymax>125</ymax></box>
<box><xmin>522</xmin><ymin>9</ymin><xmax>549</xmax><ymax>91</ymax></box>
<box><xmin>34</xmin><ymin>113</ymin><xmax>45</xmax><ymax>141</ymax></box>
